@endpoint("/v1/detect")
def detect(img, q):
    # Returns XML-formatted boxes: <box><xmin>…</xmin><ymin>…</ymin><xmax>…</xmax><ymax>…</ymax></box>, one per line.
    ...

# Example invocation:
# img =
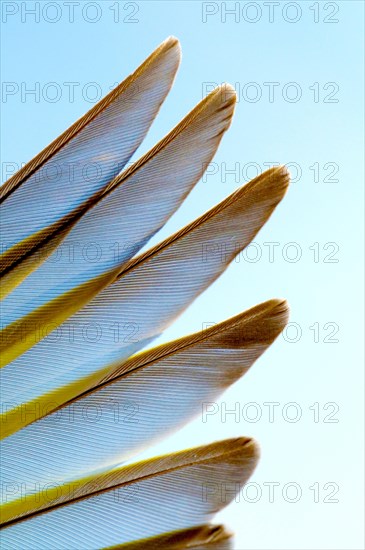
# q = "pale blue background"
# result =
<box><xmin>1</xmin><ymin>1</ymin><xmax>364</xmax><ymax>548</ymax></box>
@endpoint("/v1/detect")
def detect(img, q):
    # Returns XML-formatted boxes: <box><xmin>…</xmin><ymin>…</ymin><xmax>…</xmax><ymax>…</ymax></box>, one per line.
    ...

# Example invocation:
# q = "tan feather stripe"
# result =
<box><xmin>0</xmin><ymin>37</ymin><xmax>179</xmax><ymax>202</ymax></box>
<box><xmin>104</xmin><ymin>524</ymin><xmax>232</xmax><ymax>549</ymax></box>
<box><xmin>97</xmin><ymin>298</ymin><xmax>289</xmax><ymax>385</ymax></box>
<box><xmin>103</xmin><ymin>83</ymin><xmax>236</xmax><ymax>196</ymax></box>
<box><xmin>1</xmin><ymin>437</ymin><xmax>257</xmax><ymax>525</ymax></box>
<box><xmin>116</xmin><ymin>165</ymin><xmax>290</xmax><ymax>280</ymax></box>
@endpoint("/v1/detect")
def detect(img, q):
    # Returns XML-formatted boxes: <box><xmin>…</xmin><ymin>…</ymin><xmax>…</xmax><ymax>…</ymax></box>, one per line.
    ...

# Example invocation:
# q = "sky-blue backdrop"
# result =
<box><xmin>1</xmin><ymin>1</ymin><xmax>364</xmax><ymax>548</ymax></box>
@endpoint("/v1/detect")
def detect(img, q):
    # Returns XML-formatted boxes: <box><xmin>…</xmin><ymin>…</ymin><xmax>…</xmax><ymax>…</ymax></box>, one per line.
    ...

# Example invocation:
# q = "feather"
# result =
<box><xmin>0</xmin><ymin>167</ymin><xmax>289</xmax><ymax>436</ymax></box>
<box><xmin>0</xmin><ymin>84</ymin><xmax>236</xmax><ymax>354</ymax></box>
<box><xmin>105</xmin><ymin>525</ymin><xmax>233</xmax><ymax>549</ymax></box>
<box><xmin>0</xmin><ymin>37</ymin><xmax>292</xmax><ymax>549</ymax></box>
<box><xmin>0</xmin><ymin>37</ymin><xmax>180</xmax><ymax>274</ymax></box>
<box><xmin>0</xmin><ymin>299</ymin><xmax>288</xmax><ymax>520</ymax></box>
<box><xmin>0</xmin><ymin>438</ymin><xmax>258</xmax><ymax>549</ymax></box>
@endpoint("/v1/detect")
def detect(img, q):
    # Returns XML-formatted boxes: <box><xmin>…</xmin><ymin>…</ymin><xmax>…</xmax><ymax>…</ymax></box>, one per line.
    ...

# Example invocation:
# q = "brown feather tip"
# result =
<box><xmin>214</xmin><ymin>298</ymin><xmax>290</xmax><ymax>348</ymax></box>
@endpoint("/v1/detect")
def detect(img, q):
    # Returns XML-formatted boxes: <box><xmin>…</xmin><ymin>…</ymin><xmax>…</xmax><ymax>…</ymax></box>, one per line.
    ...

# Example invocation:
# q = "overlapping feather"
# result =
<box><xmin>1</xmin><ymin>438</ymin><xmax>258</xmax><ymax>549</ymax></box>
<box><xmin>0</xmin><ymin>37</ymin><xmax>180</xmax><ymax>274</ymax></box>
<box><xmin>1</xmin><ymin>165</ymin><xmax>289</xmax><ymax>437</ymax></box>
<box><xmin>1</xmin><ymin>299</ymin><xmax>288</xmax><ymax>521</ymax></box>
<box><xmin>0</xmin><ymin>37</ymin><xmax>290</xmax><ymax>549</ymax></box>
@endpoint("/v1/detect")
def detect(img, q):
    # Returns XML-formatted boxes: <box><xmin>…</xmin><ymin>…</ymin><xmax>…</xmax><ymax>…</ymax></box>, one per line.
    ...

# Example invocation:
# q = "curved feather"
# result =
<box><xmin>0</xmin><ymin>83</ymin><xmax>236</xmax><ymax>361</ymax></box>
<box><xmin>0</xmin><ymin>37</ymin><xmax>180</xmax><ymax>275</ymax></box>
<box><xmin>0</xmin><ymin>299</ymin><xmax>288</xmax><ymax>520</ymax></box>
<box><xmin>105</xmin><ymin>525</ymin><xmax>233</xmax><ymax>549</ymax></box>
<box><xmin>0</xmin><ymin>36</ymin><xmax>292</xmax><ymax>550</ymax></box>
<box><xmin>0</xmin><ymin>438</ymin><xmax>258</xmax><ymax>549</ymax></box>
<box><xmin>0</xmin><ymin>167</ymin><xmax>289</xmax><ymax>436</ymax></box>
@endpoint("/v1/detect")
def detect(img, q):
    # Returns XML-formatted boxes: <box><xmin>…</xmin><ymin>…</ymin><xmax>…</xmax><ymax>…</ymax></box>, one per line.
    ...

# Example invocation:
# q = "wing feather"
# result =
<box><xmin>104</xmin><ymin>525</ymin><xmax>233</xmax><ymax>549</ymax></box>
<box><xmin>1</xmin><ymin>438</ymin><xmax>257</xmax><ymax>549</ymax></box>
<box><xmin>0</xmin><ymin>167</ymin><xmax>290</xmax><ymax>436</ymax></box>
<box><xmin>0</xmin><ymin>84</ymin><xmax>236</xmax><ymax>359</ymax></box>
<box><xmin>0</xmin><ymin>299</ymin><xmax>288</xmax><ymax>519</ymax></box>
<box><xmin>0</xmin><ymin>37</ymin><xmax>180</xmax><ymax>274</ymax></box>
